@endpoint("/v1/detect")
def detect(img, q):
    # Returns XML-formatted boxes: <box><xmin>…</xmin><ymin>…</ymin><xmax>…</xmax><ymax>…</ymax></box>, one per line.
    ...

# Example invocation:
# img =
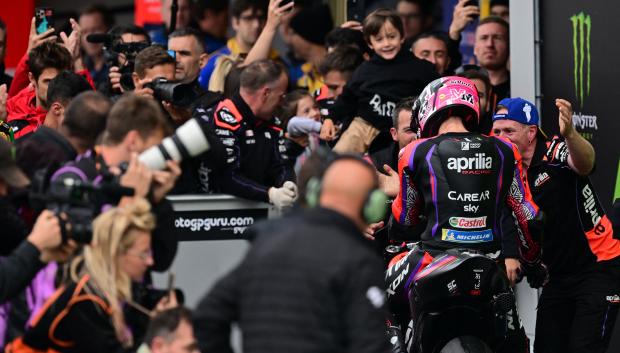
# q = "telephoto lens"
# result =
<box><xmin>138</xmin><ymin>118</ymin><xmax>211</xmax><ymax>170</ymax></box>
<box><xmin>146</xmin><ymin>77</ymin><xmax>195</xmax><ymax>107</ymax></box>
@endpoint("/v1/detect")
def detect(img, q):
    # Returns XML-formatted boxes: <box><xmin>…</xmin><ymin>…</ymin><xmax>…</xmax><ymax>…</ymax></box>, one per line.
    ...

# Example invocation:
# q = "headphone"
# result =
<box><xmin>305</xmin><ymin>153</ymin><xmax>389</xmax><ymax>224</ymax></box>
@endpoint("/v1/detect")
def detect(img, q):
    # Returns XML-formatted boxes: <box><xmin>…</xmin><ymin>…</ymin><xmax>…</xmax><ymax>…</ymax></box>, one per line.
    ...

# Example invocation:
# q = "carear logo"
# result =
<box><xmin>570</xmin><ymin>12</ymin><xmax>591</xmax><ymax>109</ymax></box>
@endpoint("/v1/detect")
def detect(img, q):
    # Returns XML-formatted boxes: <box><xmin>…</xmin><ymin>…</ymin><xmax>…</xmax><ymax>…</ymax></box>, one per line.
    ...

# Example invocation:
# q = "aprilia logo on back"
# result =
<box><xmin>447</xmin><ymin>153</ymin><xmax>492</xmax><ymax>174</ymax></box>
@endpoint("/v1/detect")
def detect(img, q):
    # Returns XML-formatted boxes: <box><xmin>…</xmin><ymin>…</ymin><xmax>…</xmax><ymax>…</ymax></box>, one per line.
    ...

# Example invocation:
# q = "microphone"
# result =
<box><xmin>86</xmin><ymin>33</ymin><xmax>114</xmax><ymax>44</ymax></box>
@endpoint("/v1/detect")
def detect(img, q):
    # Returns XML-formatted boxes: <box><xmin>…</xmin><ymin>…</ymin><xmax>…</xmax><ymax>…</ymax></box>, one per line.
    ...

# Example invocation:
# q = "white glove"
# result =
<box><xmin>268</xmin><ymin>181</ymin><xmax>298</xmax><ymax>209</ymax></box>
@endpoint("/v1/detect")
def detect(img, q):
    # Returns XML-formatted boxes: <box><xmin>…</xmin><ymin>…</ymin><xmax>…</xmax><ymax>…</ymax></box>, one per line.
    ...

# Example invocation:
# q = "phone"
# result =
<box><xmin>35</xmin><ymin>7</ymin><xmax>54</xmax><ymax>35</ymax></box>
<box><xmin>465</xmin><ymin>0</ymin><xmax>480</xmax><ymax>20</ymax></box>
<box><xmin>280</xmin><ymin>0</ymin><xmax>294</xmax><ymax>6</ymax></box>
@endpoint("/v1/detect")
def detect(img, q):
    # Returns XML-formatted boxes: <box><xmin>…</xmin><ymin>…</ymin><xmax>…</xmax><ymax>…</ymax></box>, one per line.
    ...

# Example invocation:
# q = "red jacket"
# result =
<box><xmin>6</xmin><ymin>86</ymin><xmax>47</xmax><ymax>139</ymax></box>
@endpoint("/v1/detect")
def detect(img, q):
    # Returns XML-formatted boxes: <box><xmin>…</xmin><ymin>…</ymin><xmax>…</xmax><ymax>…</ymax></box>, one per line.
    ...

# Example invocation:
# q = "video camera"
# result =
<box><xmin>29</xmin><ymin>167</ymin><xmax>134</xmax><ymax>244</ymax></box>
<box><xmin>87</xmin><ymin>33</ymin><xmax>150</xmax><ymax>91</ymax></box>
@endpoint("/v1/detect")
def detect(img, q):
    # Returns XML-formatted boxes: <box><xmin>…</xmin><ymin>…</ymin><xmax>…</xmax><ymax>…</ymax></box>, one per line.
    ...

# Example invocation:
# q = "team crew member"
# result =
<box><xmin>492</xmin><ymin>98</ymin><xmax>620</xmax><ymax>353</ymax></box>
<box><xmin>197</xmin><ymin>59</ymin><xmax>296</xmax><ymax>208</ymax></box>
<box><xmin>386</xmin><ymin>77</ymin><xmax>544</xmax><ymax>351</ymax></box>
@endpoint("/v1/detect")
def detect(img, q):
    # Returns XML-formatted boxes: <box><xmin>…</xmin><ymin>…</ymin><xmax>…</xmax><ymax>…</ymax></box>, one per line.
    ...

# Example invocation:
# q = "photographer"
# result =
<box><xmin>8</xmin><ymin>199</ymin><xmax>177</xmax><ymax>353</ymax></box>
<box><xmin>106</xmin><ymin>25</ymin><xmax>152</xmax><ymax>96</ymax></box>
<box><xmin>0</xmin><ymin>139</ymin><xmax>73</xmax><ymax>304</ymax></box>
<box><xmin>51</xmin><ymin>94</ymin><xmax>180</xmax><ymax>272</ymax></box>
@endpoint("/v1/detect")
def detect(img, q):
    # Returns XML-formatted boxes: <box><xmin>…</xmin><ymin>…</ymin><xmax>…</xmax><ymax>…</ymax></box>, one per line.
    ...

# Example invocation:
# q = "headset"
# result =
<box><xmin>304</xmin><ymin>152</ymin><xmax>388</xmax><ymax>224</ymax></box>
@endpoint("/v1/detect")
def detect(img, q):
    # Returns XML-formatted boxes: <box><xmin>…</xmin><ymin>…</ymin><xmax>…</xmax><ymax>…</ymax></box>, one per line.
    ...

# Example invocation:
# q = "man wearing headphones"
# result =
<box><xmin>193</xmin><ymin>155</ymin><xmax>391</xmax><ymax>353</ymax></box>
<box><xmin>385</xmin><ymin>77</ymin><xmax>545</xmax><ymax>352</ymax></box>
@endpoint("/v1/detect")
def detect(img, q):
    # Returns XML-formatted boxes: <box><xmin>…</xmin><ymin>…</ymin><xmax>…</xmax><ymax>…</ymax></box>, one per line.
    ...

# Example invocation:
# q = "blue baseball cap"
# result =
<box><xmin>492</xmin><ymin>98</ymin><xmax>547</xmax><ymax>138</ymax></box>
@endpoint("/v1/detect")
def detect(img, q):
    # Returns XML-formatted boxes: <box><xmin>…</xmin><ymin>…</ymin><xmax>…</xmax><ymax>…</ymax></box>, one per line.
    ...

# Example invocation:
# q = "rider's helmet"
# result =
<box><xmin>411</xmin><ymin>76</ymin><xmax>480</xmax><ymax>138</ymax></box>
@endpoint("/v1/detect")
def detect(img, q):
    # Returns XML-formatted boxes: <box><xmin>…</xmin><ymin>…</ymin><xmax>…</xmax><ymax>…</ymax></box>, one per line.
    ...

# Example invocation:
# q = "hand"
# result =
<box><xmin>319</xmin><ymin>119</ymin><xmax>336</xmax><ymax>141</ymax></box>
<box><xmin>285</xmin><ymin>132</ymin><xmax>309</xmax><ymax>148</ymax></box>
<box><xmin>59</xmin><ymin>18</ymin><xmax>82</xmax><ymax>61</ymax></box>
<box><xmin>120</xmin><ymin>153</ymin><xmax>153</xmax><ymax>200</ymax></box>
<box><xmin>504</xmin><ymin>258</ymin><xmax>521</xmax><ymax>286</ymax></box>
<box><xmin>40</xmin><ymin>240</ymin><xmax>78</xmax><ymax>263</ymax></box>
<box><xmin>0</xmin><ymin>84</ymin><xmax>7</xmax><ymax>121</ymax></box>
<box><xmin>364</xmin><ymin>221</ymin><xmax>385</xmax><ymax>240</ymax></box>
<box><xmin>134</xmin><ymin>78</ymin><xmax>154</xmax><ymax>98</ymax></box>
<box><xmin>449</xmin><ymin>0</ymin><xmax>479</xmax><ymax>41</ymax></box>
<box><xmin>108</xmin><ymin>66</ymin><xmax>124</xmax><ymax>93</ymax></box>
<box><xmin>556</xmin><ymin>98</ymin><xmax>575</xmax><ymax>139</ymax></box>
<box><xmin>378</xmin><ymin>164</ymin><xmax>400</xmax><ymax>198</ymax></box>
<box><xmin>151</xmin><ymin>160</ymin><xmax>182</xmax><ymax>203</ymax></box>
<box><xmin>265</xmin><ymin>0</ymin><xmax>295</xmax><ymax>31</ymax></box>
<box><xmin>162</xmin><ymin>101</ymin><xmax>191</xmax><ymax>125</ymax></box>
<box><xmin>153</xmin><ymin>290</ymin><xmax>178</xmax><ymax>314</ymax></box>
<box><xmin>28</xmin><ymin>210</ymin><xmax>62</xmax><ymax>252</ymax></box>
<box><xmin>522</xmin><ymin>261</ymin><xmax>549</xmax><ymax>289</ymax></box>
<box><xmin>268</xmin><ymin>181</ymin><xmax>298</xmax><ymax>209</ymax></box>
<box><xmin>27</xmin><ymin>17</ymin><xmax>57</xmax><ymax>54</ymax></box>
<box><xmin>340</xmin><ymin>20</ymin><xmax>363</xmax><ymax>31</ymax></box>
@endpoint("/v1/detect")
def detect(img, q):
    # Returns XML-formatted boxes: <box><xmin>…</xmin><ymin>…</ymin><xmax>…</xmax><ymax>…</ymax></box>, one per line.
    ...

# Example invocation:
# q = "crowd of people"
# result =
<box><xmin>0</xmin><ymin>0</ymin><xmax>618</xmax><ymax>352</ymax></box>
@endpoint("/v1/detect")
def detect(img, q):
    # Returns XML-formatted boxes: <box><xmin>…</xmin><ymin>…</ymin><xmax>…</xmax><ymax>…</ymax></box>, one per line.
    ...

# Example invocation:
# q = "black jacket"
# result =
<box><xmin>328</xmin><ymin>49</ymin><xmax>438</xmax><ymax>132</ymax></box>
<box><xmin>0</xmin><ymin>241</ymin><xmax>45</xmax><ymax>304</ymax></box>
<box><xmin>193</xmin><ymin>208</ymin><xmax>391</xmax><ymax>353</ymax></box>
<box><xmin>15</xmin><ymin>126</ymin><xmax>77</xmax><ymax>180</ymax></box>
<box><xmin>196</xmin><ymin>94</ymin><xmax>295</xmax><ymax>202</ymax></box>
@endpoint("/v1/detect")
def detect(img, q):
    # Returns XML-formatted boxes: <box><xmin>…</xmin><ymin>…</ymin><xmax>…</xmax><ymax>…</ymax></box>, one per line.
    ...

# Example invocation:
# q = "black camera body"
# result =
<box><xmin>29</xmin><ymin>167</ymin><xmax>134</xmax><ymax>244</ymax></box>
<box><xmin>144</xmin><ymin>77</ymin><xmax>197</xmax><ymax>108</ymax></box>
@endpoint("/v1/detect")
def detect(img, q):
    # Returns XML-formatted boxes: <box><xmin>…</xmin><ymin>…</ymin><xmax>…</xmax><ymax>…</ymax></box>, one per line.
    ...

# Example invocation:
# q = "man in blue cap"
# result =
<box><xmin>492</xmin><ymin>98</ymin><xmax>620</xmax><ymax>353</ymax></box>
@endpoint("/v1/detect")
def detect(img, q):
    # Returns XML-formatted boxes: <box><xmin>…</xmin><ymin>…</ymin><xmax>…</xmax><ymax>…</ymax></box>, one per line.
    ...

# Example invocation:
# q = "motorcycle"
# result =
<box><xmin>388</xmin><ymin>247</ymin><xmax>527</xmax><ymax>353</ymax></box>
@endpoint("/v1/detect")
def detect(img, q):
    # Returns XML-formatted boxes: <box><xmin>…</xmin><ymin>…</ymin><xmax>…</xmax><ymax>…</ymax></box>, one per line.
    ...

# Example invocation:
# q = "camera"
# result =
<box><xmin>144</xmin><ymin>77</ymin><xmax>197</xmax><ymax>108</ymax></box>
<box><xmin>139</xmin><ymin>118</ymin><xmax>212</xmax><ymax>170</ymax></box>
<box><xmin>87</xmin><ymin>33</ymin><xmax>150</xmax><ymax>91</ymax></box>
<box><xmin>30</xmin><ymin>167</ymin><xmax>134</xmax><ymax>244</ymax></box>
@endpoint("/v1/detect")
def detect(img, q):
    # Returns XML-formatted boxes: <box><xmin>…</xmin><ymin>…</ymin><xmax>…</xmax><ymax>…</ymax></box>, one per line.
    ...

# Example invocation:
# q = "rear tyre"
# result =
<box><xmin>439</xmin><ymin>336</ymin><xmax>493</xmax><ymax>353</ymax></box>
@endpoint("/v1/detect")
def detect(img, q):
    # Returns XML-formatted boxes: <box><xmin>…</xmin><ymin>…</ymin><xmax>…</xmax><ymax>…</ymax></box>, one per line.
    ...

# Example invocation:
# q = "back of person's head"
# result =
<box><xmin>325</xmin><ymin>27</ymin><xmax>369</xmax><ymax>55</ymax></box>
<box><xmin>363</xmin><ymin>8</ymin><xmax>404</xmax><ymax>44</ymax></box>
<box><xmin>143</xmin><ymin>307</ymin><xmax>194</xmax><ymax>349</ymax></box>
<box><xmin>134</xmin><ymin>46</ymin><xmax>176</xmax><ymax>78</ymax></box>
<box><xmin>289</xmin><ymin>4</ymin><xmax>334</xmax><ymax>46</ymax></box>
<box><xmin>239</xmin><ymin>59</ymin><xmax>284</xmax><ymax>93</ymax></box>
<box><xmin>103</xmin><ymin>94</ymin><xmax>169</xmax><ymax>146</ymax></box>
<box><xmin>168</xmin><ymin>27</ymin><xmax>206</xmax><ymax>54</ymax></box>
<box><xmin>318</xmin><ymin>46</ymin><xmax>364</xmax><ymax>78</ymax></box>
<box><xmin>28</xmin><ymin>42</ymin><xmax>72</xmax><ymax>80</ymax></box>
<box><xmin>63</xmin><ymin>91</ymin><xmax>111</xmax><ymax>149</ymax></box>
<box><xmin>231</xmin><ymin>0</ymin><xmax>268</xmax><ymax>18</ymax></box>
<box><xmin>79</xmin><ymin>4</ymin><xmax>115</xmax><ymax>29</ymax></box>
<box><xmin>82</xmin><ymin>198</ymin><xmax>155</xmax><ymax>346</ymax></box>
<box><xmin>47</xmin><ymin>71</ymin><xmax>93</xmax><ymax>108</ymax></box>
<box><xmin>223</xmin><ymin>64</ymin><xmax>244</xmax><ymax>98</ymax></box>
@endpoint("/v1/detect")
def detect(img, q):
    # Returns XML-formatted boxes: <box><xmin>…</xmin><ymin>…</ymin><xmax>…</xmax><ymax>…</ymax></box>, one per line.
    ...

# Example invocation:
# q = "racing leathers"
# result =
<box><xmin>386</xmin><ymin>132</ymin><xmax>543</xmax><ymax>352</ymax></box>
<box><xmin>194</xmin><ymin>94</ymin><xmax>295</xmax><ymax>201</ymax></box>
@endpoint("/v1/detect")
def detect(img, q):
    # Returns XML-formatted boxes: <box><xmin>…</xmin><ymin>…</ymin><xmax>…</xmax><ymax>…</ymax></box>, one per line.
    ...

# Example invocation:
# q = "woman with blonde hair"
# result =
<box><xmin>7</xmin><ymin>199</ymin><xmax>169</xmax><ymax>353</ymax></box>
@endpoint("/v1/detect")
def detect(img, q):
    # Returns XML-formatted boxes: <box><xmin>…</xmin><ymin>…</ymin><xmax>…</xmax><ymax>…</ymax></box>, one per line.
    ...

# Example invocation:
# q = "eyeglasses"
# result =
<box><xmin>126</xmin><ymin>249</ymin><xmax>153</xmax><ymax>262</ymax></box>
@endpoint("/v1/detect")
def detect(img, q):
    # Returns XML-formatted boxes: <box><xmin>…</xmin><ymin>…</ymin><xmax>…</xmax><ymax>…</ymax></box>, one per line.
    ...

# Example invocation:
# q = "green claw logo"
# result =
<box><xmin>570</xmin><ymin>12</ymin><xmax>591</xmax><ymax>109</ymax></box>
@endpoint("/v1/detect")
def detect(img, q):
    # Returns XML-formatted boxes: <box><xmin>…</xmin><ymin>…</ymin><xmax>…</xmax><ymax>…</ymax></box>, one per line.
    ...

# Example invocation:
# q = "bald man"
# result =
<box><xmin>194</xmin><ymin>156</ymin><xmax>391</xmax><ymax>353</ymax></box>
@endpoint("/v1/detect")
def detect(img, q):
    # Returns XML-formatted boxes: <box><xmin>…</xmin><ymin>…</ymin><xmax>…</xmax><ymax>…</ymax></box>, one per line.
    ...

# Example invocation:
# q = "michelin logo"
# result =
<box><xmin>442</xmin><ymin>229</ymin><xmax>493</xmax><ymax>243</ymax></box>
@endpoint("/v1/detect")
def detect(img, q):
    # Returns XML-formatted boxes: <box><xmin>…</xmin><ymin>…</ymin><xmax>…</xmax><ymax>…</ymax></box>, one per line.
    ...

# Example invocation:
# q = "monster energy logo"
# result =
<box><xmin>570</xmin><ymin>12</ymin><xmax>591</xmax><ymax>108</ymax></box>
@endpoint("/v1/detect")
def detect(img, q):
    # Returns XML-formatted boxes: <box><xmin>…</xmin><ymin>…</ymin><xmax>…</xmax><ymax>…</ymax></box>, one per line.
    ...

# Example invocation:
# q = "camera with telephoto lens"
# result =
<box><xmin>143</xmin><ymin>77</ymin><xmax>197</xmax><ymax>108</ymax></box>
<box><xmin>138</xmin><ymin>117</ymin><xmax>213</xmax><ymax>170</ymax></box>
<box><xmin>29</xmin><ymin>167</ymin><xmax>134</xmax><ymax>244</ymax></box>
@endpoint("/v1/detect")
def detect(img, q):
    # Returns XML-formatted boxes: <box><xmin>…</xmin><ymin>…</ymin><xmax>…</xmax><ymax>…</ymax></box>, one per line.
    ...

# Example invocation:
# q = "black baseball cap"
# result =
<box><xmin>0</xmin><ymin>139</ymin><xmax>29</xmax><ymax>188</ymax></box>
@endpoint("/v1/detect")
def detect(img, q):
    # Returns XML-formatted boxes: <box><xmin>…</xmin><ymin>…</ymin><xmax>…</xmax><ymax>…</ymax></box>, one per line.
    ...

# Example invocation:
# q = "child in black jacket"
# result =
<box><xmin>321</xmin><ymin>9</ymin><xmax>438</xmax><ymax>153</ymax></box>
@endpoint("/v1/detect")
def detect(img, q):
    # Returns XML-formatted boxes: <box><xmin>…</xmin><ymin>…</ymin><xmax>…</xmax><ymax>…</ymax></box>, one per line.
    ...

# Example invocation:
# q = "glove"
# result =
<box><xmin>386</xmin><ymin>325</ymin><xmax>407</xmax><ymax>353</ymax></box>
<box><xmin>268</xmin><ymin>181</ymin><xmax>298</xmax><ymax>209</ymax></box>
<box><xmin>521</xmin><ymin>261</ymin><xmax>549</xmax><ymax>289</ymax></box>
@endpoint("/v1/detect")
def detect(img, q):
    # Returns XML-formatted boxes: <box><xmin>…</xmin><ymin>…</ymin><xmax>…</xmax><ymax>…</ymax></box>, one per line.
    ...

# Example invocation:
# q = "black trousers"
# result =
<box><xmin>534</xmin><ymin>262</ymin><xmax>620</xmax><ymax>353</ymax></box>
